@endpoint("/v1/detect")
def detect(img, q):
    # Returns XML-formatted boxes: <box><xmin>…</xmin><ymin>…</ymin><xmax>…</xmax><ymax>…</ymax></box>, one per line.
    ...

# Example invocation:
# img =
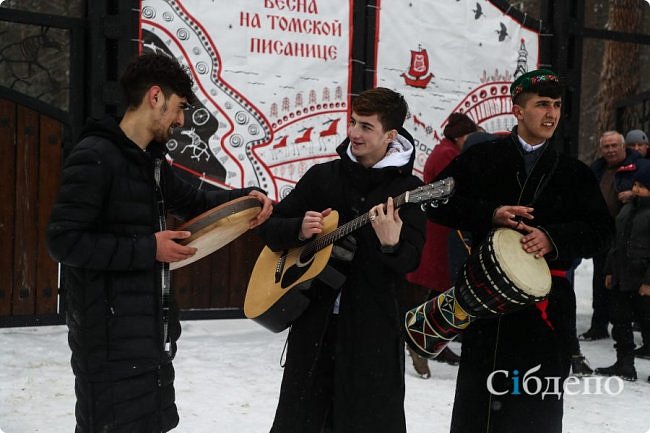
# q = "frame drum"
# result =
<box><xmin>169</xmin><ymin>196</ymin><xmax>261</xmax><ymax>270</ymax></box>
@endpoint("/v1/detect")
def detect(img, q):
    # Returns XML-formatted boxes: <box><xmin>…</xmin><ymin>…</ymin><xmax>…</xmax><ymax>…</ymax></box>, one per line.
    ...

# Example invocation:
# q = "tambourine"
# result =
<box><xmin>169</xmin><ymin>196</ymin><xmax>262</xmax><ymax>270</ymax></box>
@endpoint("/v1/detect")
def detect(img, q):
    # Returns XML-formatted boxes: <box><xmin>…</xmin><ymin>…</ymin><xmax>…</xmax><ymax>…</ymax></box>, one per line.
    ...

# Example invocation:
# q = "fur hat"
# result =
<box><xmin>633</xmin><ymin>159</ymin><xmax>650</xmax><ymax>189</ymax></box>
<box><xmin>443</xmin><ymin>113</ymin><xmax>478</xmax><ymax>140</ymax></box>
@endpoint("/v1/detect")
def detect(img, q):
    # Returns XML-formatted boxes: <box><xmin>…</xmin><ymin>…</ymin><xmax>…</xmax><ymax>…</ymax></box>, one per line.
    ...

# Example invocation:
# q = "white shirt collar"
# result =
<box><xmin>517</xmin><ymin>135</ymin><xmax>546</xmax><ymax>152</ymax></box>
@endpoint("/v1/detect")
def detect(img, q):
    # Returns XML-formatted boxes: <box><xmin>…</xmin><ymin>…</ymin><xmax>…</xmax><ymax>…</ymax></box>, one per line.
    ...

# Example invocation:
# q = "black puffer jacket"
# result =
<box><xmin>47</xmin><ymin>117</ymin><xmax>254</xmax><ymax>432</ymax></box>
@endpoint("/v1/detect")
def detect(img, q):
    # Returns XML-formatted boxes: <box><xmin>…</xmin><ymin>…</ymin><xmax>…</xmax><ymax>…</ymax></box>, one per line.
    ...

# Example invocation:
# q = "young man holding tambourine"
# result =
<box><xmin>47</xmin><ymin>53</ymin><xmax>272</xmax><ymax>433</ymax></box>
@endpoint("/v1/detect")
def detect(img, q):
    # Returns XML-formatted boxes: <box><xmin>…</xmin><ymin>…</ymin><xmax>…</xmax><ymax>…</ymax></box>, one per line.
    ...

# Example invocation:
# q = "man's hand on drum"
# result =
<box><xmin>369</xmin><ymin>197</ymin><xmax>402</xmax><ymax>247</ymax></box>
<box><xmin>519</xmin><ymin>223</ymin><xmax>553</xmax><ymax>259</ymax></box>
<box><xmin>248</xmin><ymin>190</ymin><xmax>274</xmax><ymax>228</ymax></box>
<box><xmin>492</xmin><ymin>205</ymin><xmax>534</xmax><ymax>229</ymax></box>
<box><xmin>155</xmin><ymin>230</ymin><xmax>197</xmax><ymax>263</ymax></box>
<box><xmin>299</xmin><ymin>208</ymin><xmax>332</xmax><ymax>240</ymax></box>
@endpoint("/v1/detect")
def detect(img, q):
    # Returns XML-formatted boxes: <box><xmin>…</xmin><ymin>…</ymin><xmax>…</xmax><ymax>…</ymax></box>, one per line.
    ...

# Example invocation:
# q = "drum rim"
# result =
<box><xmin>177</xmin><ymin>196</ymin><xmax>261</xmax><ymax>238</ymax></box>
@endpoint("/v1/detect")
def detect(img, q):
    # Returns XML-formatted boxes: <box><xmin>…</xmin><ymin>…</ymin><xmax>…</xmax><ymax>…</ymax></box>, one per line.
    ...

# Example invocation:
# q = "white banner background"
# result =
<box><xmin>375</xmin><ymin>0</ymin><xmax>540</xmax><ymax>177</ymax></box>
<box><xmin>139</xmin><ymin>0</ymin><xmax>539</xmax><ymax>194</ymax></box>
<box><xmin>141</xmin><ymin>0</ymin><xmax>352</xmax><ymax>201</ymax></box>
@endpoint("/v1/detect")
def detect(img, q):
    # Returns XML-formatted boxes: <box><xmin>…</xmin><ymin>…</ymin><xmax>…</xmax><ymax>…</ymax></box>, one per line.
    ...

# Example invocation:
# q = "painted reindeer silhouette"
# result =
<box><xmin>180</xmin><ymin>128</ymin><xmax>211</xmax><ymax>162</ymax></box>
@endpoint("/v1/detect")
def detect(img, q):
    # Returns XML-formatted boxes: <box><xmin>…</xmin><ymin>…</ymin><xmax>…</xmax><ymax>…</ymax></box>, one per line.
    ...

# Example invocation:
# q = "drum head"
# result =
<box><xmin>169</xmin><ymin>196</ymin><xmax>261</xmax><ymax>270</ymax></box>
<box><xmin>492</xmin><ymin>228</ymin><xmax>551</xmax><ymax>297</ymax></box>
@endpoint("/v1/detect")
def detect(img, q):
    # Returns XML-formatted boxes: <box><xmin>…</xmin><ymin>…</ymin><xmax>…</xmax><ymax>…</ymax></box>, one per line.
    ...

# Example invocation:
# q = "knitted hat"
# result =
<box><xmin>443</xmin><ymin>113</ymin><xmax>478</xmax><ymax>140</ymax></box>
<box><xmin>625</xmin><ymin>129</ymin><xmax>648</xmax><ymax>145</ymax></box>
<box><xmin>510</xmin><ymin>69</ymin><xmax>559</xmax><ymax>101</ymax></box>
<box><xmin>633</xmin><ymin>159</ymin><xmax>650</xmax><ymax>189</ymax></box>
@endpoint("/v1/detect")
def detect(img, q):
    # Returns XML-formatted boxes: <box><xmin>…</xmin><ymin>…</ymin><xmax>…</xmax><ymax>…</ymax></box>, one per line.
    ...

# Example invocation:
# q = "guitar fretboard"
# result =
<box><xmin>301</xmin><ymin>192</ymin><xmax>407</xmax><ymax>259</ymax></box>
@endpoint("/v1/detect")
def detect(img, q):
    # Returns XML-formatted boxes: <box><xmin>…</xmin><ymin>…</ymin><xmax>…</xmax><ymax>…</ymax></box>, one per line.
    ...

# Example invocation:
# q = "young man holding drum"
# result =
<box><xmin>424</xmin><ymin>69</ymin><xmax>613</xmax><ymax>433</ymax></box>
<box><xmin>47</xmin><ymin>53</ymin><xmax>272</xmax><ymax>433</ymax></box>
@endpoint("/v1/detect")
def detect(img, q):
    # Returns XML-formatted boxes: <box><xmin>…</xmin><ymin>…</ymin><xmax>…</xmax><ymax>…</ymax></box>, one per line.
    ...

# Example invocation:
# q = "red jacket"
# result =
<box><xmin>406</xmin><ymin>138</ymin><xmax>459</xmax><ymax>291</ymax></box>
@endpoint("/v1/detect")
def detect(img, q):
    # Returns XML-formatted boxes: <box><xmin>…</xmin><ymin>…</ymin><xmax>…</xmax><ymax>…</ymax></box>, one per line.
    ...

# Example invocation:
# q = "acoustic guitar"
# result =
<box><xmin>244</xmin><ymin>178</ymin><xmax>455</xmax><ymax>332</ymax></box>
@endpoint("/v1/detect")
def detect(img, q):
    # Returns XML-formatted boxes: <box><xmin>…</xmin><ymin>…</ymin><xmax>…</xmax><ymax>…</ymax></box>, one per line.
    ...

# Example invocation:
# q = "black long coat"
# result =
<box><xmin>606</xmin><ymin>196</ymin><xmax>650</xmax><ymax>292</ymax></box>
<box><xmin>47</xmin><ymin>117</ymin><xmax>254</xmax><ymax>433</ymax></box>
<box><xmin>259</xmin><ymin>134</ymin><xmax>426</xmax><ymax>433</ymax></box>
<box><xmin>428</xmin><ymin>130</ymin><xmax>613</xmax><ymax>433</ymax></box>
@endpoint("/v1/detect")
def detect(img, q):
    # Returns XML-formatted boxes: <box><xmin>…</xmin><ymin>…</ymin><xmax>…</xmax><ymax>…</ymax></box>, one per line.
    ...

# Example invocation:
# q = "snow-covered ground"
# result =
<box><xmin>1</xmin><ymin>260</ymin><xmax>649</xmax><ymax>433</ymax></box>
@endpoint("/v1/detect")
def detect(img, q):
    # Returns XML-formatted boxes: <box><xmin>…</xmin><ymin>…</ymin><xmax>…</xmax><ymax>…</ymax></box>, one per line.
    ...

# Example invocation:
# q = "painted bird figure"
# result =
<box><xmin>496</xmin><ymin>22</ymin><xmax>509</xmax><ymax>41</ymax></box>
<box><xmin>473</xmin><ymin>2</ymin><xmax>484</xmax><ymax>19</ymax></box>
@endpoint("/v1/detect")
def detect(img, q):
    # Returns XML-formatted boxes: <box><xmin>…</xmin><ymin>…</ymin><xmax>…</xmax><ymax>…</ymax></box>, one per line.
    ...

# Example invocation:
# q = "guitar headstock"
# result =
<box><xmin>405</xmin><ymin>177</ymin><xmax>455</xmax><ymax>207</ymax></box>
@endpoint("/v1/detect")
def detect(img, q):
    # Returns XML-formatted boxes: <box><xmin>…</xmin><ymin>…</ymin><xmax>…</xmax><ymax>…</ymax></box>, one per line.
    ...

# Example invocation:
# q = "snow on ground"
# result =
<box><xmin>1</xmin><ymin>260</ymin><xmax>649</xmax><ymax>433</ymax></box>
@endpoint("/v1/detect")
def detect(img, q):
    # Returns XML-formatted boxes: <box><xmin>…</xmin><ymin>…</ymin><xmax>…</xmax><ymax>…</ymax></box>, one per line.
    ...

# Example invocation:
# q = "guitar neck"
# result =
<box><xmin>303</xmin><ymin>192</ymin><xmax>407</xmax><ymax>257</ymax></box>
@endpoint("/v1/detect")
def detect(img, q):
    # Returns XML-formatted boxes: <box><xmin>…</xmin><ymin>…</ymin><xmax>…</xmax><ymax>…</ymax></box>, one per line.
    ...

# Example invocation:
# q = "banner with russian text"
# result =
<box><xmin>374</xmin><ymin>0</ymin><xmax>540</xmax><ymax>177</ymax></box>
<box><xmin>140</xmin><ymin>0</ymin><xmax>352</xmax><ymax>201</ymax></box>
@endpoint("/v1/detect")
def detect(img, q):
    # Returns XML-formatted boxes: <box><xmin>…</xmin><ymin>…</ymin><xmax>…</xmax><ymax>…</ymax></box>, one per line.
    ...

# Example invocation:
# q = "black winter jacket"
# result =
<box><xmin>47</xmin><ymin>117</ymin><xmax>254</xmax><ymax>432</ymax></box>
<box><xmin>590</xmin><ymin>147</ymin><xmax>641</xmax><ymax>192</ymax></box>
<box><xmin>606</xmin><ymin>196</ymin><xmax>650</xmax><ymax>292</ymax></box>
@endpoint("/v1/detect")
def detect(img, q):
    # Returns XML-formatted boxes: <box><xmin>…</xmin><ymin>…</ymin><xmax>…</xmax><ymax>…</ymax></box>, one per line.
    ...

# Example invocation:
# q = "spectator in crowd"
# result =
<box><xmin>625</xmin><ymin>129</ymin><xmax>648</xmax><ymax>158</ymax></box>
<box><xmin>595</xmin><ymin>158</ymin><xmax>650</xmax><ymax>382</ymax></box>
<box><xmin>582</xmin><ymin>131</ymin><xmax>641</xmax><ymax>341</ymax></box>
<box><xmin>404</xmin><ymin>113</ymin><xmax>478</xmax><ymax>377</ymax></box>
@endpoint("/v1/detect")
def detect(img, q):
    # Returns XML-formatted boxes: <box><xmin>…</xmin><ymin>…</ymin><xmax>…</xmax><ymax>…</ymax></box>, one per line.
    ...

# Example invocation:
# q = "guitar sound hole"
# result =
<box><xmin>297</xmin><ymin>251</ymin><xmax>314</xmax><ymax>267</ymax></box>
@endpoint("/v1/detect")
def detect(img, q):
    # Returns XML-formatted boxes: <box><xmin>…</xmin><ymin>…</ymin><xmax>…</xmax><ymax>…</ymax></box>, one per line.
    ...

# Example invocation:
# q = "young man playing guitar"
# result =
<box><xmin>258</xmin><ymin>88</ymin><xmax>426</xmax><ymax>433</ymax></box>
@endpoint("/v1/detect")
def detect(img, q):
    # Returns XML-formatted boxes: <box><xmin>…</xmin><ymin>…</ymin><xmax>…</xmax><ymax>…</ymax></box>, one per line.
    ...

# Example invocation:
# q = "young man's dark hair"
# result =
<box><xmin>351</xmin><ymin>87</ymin><xmax>408</xmax><ymax>131</ymax></box>
<box><xmin>120</xmin><ymin>53</ymin><xmax>195</xmax><ymax>107</ymax></box>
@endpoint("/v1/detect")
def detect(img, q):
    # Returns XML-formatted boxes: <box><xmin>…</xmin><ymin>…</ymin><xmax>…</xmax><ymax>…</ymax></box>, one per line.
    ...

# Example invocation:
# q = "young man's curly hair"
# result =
<box><xmin>120</xmin><ymin>53</ymin><xmax>195</xmax><ymax>107</ymax></box>
<box><xmin>351</xmin><ymin>87</ymin><xmax>408</xmax><ymax>132</ymax></box>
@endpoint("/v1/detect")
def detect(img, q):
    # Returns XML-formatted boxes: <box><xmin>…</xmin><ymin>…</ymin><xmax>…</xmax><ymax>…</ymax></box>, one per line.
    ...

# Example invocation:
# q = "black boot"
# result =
<box><xmin>579</xmin><ymin>327</ymin><xmax>609</xmax><ymax>341</ymax></box>
<box><xmin>633</xmin><ymin>345</ymin><xmax>650</xmax><ymax>360</ymax></box>
<box><xmin>594</xmin><ymin>361</ymin><xmax>637</xmax><ymax>381</ymax></box>
<box><xmin>570</xmin><ymin>354</ymin><xmax>593</xmax><ymax>377</ymax></box>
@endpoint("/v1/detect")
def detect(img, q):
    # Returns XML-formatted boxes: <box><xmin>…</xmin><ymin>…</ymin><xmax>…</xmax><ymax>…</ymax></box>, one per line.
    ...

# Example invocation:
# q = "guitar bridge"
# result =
<box><xmin>274</xmin><ymin>252</ymin><xmax>287</xmax><ymax>284</ymax></box>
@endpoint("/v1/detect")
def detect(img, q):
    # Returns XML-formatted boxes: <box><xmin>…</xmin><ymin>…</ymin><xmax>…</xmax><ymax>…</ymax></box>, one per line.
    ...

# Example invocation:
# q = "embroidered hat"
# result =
<box><xmin>443</xmin><ymin>112</ymin><xmax>478</xmax><ymax>140</ymax></box>
<box><xmin>633</xmin><ymin>159</ymin><xmax>650</xmax><ymax>189</ymax></box>
<box><xmin>510</xmin><ymin>69</ymin><xmax>560</xmax><ymax>102</ymax></box>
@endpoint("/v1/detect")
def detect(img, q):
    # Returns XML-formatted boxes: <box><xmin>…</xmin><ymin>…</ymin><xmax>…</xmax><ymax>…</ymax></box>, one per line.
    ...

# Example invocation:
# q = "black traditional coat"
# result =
<box><xmin>47</xmin><ymin>117</ymin><xmax>255</xmax><ymax>433</ymax></box>
<box><xmin>428</xmin><ymin>129</ymin><xmax>613</xmax><ymax>433</ymax></box>
<box><xmin>259</xmin><ymin>132</ymin><xmax>426</xmax><ymax>433</ymax></box>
